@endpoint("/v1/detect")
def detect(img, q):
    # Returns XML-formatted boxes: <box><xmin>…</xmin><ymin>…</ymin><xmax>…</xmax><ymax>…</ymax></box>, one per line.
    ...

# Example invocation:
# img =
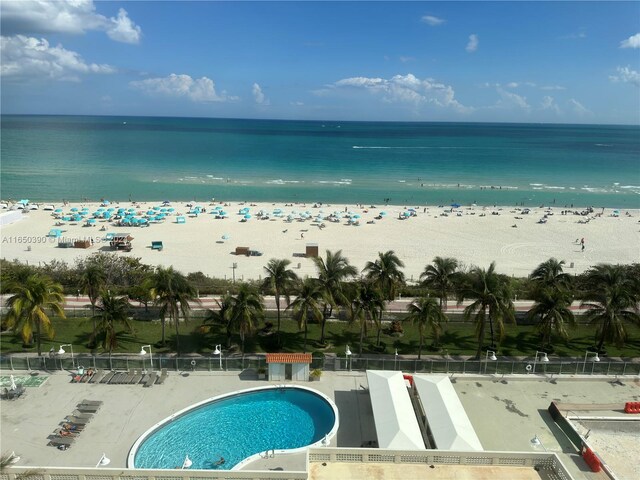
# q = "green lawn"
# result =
<box><xmin>2</xmin><ymin>314</ymin><xmax>639</xmax><ymax>358</ymax></box>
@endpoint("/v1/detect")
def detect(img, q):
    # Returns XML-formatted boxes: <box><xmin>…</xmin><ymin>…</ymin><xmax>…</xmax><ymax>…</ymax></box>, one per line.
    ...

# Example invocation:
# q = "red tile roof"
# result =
<box><xmin>265</xmin><ymin>353</ymin><xmax>312</xmax><ymax>364</ymax></box>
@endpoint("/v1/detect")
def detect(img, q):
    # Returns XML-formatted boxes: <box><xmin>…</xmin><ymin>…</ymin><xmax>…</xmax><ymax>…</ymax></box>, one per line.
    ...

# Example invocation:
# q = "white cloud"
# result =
<box><xmin>466</xmin><ymin>34</ymin><xmax>479</xmax><ymax>53</ymax></box>
<box><xmin>540</xmin><ymin>96</ymin><xmax>561</xmax><ymax>115</ymax></box>
<box><xmin>332</xmin><ymin>73</ymin><xmax>472</xmax><ymax>113</ymax></box>
<box><xmin>252</xmin><ymin>82</ymin><xmax>270</xmax><ymax>105</ymax></box>
<box><xmin>620</xmin><ymin>33</ymin><xmax>640</xmax><ymax>49</ymax></box>
<box><xmin>609</xmin><ymin>65</ymin><xmax>640</xmax><ymax>87</ymax></box>
<box><xmin>130</xmin><ymin>74</ymin><xmax>237</xmax><ymax>102</ymax></box>
<box><xmin>568</xmin><ymin>98</ymin><xmax>591</xmax><ymax>116</ymax></box>
<box><xmin>0</xmin><ymin>1</ymin><xmax>142</xmax><ymax>44</ymax></box>
<box><xmin>399</xmin><ymin>56</ymin><xmax>415</xmax><ymax>63</ymax></box>
<box><xmin>421</xmin><ymin>15</ymin><xmax>445</xmax><ymax>26</ymax></box>
<box><xmin>495</xmin><ymin>88</ymin><xmax>530</xmax><ymax>110</ymax></box>
<box><xmin>106</xmin><ymin>8</ymin><xmax>142</xmax><ymax>44</ymax></box>
<box><xmin>540</xmin><ymin>85</ymin><xmax>566</xmax><ymax>91</ymax></box>
<box><xmin>0</xmin><ymin>34</ymin><xmax>115</xmax><ymax>81</ymax></box>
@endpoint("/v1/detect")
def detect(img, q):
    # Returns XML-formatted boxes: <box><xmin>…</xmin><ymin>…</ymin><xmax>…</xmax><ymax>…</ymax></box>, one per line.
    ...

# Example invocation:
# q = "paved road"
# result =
<box><xmin>1</xmin><ymin>294</ymin><xmax>594</xmax><ymax>314</ymax></box>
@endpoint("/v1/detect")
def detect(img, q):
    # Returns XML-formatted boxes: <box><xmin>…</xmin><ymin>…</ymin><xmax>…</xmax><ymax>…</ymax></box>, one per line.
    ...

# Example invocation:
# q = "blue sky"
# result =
<box><xmin>1</xmin><ymin>1</ymin><xmax>639</xmax><ymax>124</ymax></box>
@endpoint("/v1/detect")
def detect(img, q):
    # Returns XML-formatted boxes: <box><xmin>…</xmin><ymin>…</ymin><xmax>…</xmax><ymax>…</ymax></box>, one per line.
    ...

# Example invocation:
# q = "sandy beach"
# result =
<box><xmin>1</xmin><ymin>200</ymin><xmax>638</xmax><ymax>281</ymax></box>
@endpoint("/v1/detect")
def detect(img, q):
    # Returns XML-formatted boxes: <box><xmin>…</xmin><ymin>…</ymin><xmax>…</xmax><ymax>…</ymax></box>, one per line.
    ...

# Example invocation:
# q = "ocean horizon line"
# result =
<box><xmin>2</xmin><ymin>113</ymin><xmax>639</xmax><ymax>128</ymax></box>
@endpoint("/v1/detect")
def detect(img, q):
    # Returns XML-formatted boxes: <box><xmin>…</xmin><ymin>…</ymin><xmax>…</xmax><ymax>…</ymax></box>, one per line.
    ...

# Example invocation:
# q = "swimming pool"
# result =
<box><xmin>128</xmin><ymin>385</ymin><xmax>338</xmax><ymax>470</ymax></box>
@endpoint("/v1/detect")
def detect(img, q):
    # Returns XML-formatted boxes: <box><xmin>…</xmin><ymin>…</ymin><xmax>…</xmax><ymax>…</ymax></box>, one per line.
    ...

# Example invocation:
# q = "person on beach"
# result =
<box><xmin>582</xmin><ymin>243</ymin><xmax>585</xmax><ymax>252</ymax></box>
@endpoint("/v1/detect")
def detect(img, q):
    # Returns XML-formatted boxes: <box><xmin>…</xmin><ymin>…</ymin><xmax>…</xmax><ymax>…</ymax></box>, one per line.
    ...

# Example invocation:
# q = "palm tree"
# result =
<box><xmin>92</xmin><ymin>291</ymin><xmax>132</xmax><ymax>354</ymax></box>
<box><xmin>530</xmin><ymin>258</ymin><xmax>572</xmax><ymax>290</ymax></box>
<box><xmin>581</xmin><ymin>264</ymin><xmax>640</xmax><ymax>352</ymax></box>
<box><xmin>262</xmin><ymin>258</ymin><xmax>298</xmax><ymax>338</ymax></box>
<box><xmin>147</xmin><ymin>266</ymin><xmax>198</xmax><ymax>353</ymax></box>
<box><xmin>458</xmin><ymin>262</ymin><xmax>515</xmax><ymax>358</ymax></box>
<box><xmin>406</xmin><ymin>296</ymin><xmax>448</xmax><ymax>359</ymax></box>
<box><xmin>420</xmin><ymin>257</ymin><xmax>460</xmax><ymax>310</ymax></box>
<box><xmin>363</xmin><ymin>250</ymin><xmax>405</xmax><ymax>301</ymax></box>
<box><xmin>5</xmin><ymin>274</ymin><xmax>66</xmax><ymax>356</ymax></box>
<box><xmin>313</xmin><ymin>250</ymin><xmax>357</xmax><ymax>344</ymax></box>
<box><xmin>227</xmin><ymin>283</ymin><xmax>264</xmax><ymax>353</ymax></box>
<box><xmin>526</xmin><ymin>287</ymin><xmax>575</xmax><ymax>349</ymax></box>
<box><xmin>203</xmin><ymin>293</ymin><xmax>234</xmax><ymax>348</ymax></box>
<box><xmin>287</xmin><ymin>279</ymin><xmax>324</xmax><ymax>353</ymax></box>
<box><xmin>79</xmin><ymin>264</ymin><xmax>106</xmax><ymax>343</ymax></box>
<box><xmin>363</xmin><ymin>251</ymin><xmax>405</xmax><ymax>345</ymax></box>
<box><xmin>350</xmin><ymin>281</ymin><xmax>385</xmax><ymax>354</ymax></box>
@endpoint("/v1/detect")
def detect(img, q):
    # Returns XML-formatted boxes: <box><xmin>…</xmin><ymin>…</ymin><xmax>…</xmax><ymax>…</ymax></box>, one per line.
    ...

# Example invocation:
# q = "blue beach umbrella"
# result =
<box><xmin>379</xmin><ymin>211</ymin><xmax>387</xmax><ymax>216</ymax></box>
<box><xmin>54</xmin><ymin>208</ymin><xmax>63</xmax><ymax>213</ymax></box>
<box><xmin>450</xmin><ymin>203</ymin><xmax>461</xmax><ymax>208</ymax></box>
<box><xmin>70</xmin><ymin>207</ymin><xmax>78</xmax><ymax>212</ymax></box>
<box><xmin>244</xmin><ymin>214</ymin><xmax>252</xmax><ymax>219</ymax></box>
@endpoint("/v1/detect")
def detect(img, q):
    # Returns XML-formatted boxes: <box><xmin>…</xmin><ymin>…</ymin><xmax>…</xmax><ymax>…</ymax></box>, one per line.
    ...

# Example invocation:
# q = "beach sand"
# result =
<box><xmin>1</xmin><ymin>201</ymin><xmax>638</xmax><ymax>281</ymax></box>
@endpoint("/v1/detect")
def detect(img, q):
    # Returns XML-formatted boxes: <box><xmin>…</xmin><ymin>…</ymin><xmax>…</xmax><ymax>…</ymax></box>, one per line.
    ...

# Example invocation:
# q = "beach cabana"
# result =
<box><xmin>366</xmin><ymin>370</ymin><xmax>426</xmax><ymax>450</ymax></box>
<box><xmin>266</xmin><ymin>353</ymin><xmax>312</xmax><ymax>381</ymax></box>
<box><xmin>412</xmin><ymin>375</ymin><xmax>483</xmax><ymax>451</ymax></box>
<box><xmin>176</xmin><ymin>216</ymin><xmax>186</xmax><ymax>224</ymax></box>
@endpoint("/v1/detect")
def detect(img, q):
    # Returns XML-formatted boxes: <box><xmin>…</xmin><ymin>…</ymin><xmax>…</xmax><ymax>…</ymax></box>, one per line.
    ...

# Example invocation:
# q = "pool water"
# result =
<box><xmin>132</xmin><ymin>387</ymin><xmax>337</xmax><ymax>470</ymax></box>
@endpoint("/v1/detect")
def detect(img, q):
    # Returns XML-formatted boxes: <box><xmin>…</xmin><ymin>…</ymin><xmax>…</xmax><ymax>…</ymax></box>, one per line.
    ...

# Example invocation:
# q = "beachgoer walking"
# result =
<box><xmin>580</xmin><ymin>238</ymin><xmax>584</xmax><ymax>245</ymax></box>
<box><xmin>581</xmin><ymin>243</ymin><xmax>585</xmax><ymax>252</ymax></box>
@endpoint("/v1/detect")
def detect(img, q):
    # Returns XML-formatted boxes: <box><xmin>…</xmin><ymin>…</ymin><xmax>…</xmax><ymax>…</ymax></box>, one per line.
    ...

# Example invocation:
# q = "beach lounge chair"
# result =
<box><xmin>144</xmin><ymin>372</ymin><xmax>158</xmax><ymax>388</ymax></box>
<box><xmin>151</xmin><ymin>241</ymin><xmax>163</xmax><ymax>251</ymax></box>
<box><xmin>49</xmin><ymin>436</ymin><xmax>75</xmax><ymax>447</ymax></box>
<box><xmin>131</xmin><ymin>371</ymin><xmax>143</xmax><ymax>384</ymax></box>
<box><xmin>123</xmin><ymin>370</ymin><xmax>135</xmax><ymax>384</ymax></box>
<box><xmin>89</xmin><ymin>371</ymin><xmax>105</xmax><ymax>384</ymax></box>
<box><xmin>100</xmin><ymin>372</ymin><xmax>115</xmax><ymax>384</ymax></box>
<box><xmin>156</xmin><ymin>368</ymin><xmax>168</xmax><ymax>385</ymax></box>
<box><xmin>65</xmin><ymin>416</ymin><xmax>91</xmax><ymax>425</ymax></box>
<box><xmin>76</xmin><ymin>404</ymin><xmax>99</xmax><ymax>413</ymax></box>
<box><xmin>109</xmin><ymin>372</ymin><xmax>124</xmax><ymax>384</ymax></box>
<box><xmin>71</xmin><ymin>410</ymin><xmax>94</xmax><ymax>419</ymax></box>
<box><xmin>80</xmin><ymin>399</ymin><xmax>103</xmax><ymax>406</ymax></box>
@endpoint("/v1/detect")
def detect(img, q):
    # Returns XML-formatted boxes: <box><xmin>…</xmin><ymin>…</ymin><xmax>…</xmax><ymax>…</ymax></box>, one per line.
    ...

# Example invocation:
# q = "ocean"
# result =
<box><xmin>2</xmin><ymin>115</ymin><xmax>639</xmax><ymax>208</ymax></box>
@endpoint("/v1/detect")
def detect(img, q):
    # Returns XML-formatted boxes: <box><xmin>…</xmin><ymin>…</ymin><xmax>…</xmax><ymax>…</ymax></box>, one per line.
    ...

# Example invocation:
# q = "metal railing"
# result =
<box><xmin>1</xmin><ymin>354</ymin><xmax>638</xmax><ymax>377</ymax></box>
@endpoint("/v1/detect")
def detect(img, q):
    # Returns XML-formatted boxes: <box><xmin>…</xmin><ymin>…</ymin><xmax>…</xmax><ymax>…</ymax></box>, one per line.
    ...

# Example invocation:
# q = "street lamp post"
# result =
<box><xmin>345</xmin><ymin>345</ymin><xmax>352</xmax><ymax>372</ymax></box>
<box><xmin>140</xmin><ymin>345</ymin><xmax>153</xmax><ymax>372</ymax></box>
<box><xmin>533</xmin><ymin>351</ymin><xmax>549</xmax><ymax>374</ymax></box>
<box><xmin>484</xmin><ymin>350</ymin><xmax>497</xmax><ymax>374</ymax></box>
<box><xmin>58</xmin><ymin>344</ymin><xmax>74</xmax><ymax>369</ymax></box>
<box><xmin>213</xmin><ymin>344</ymin><xmax>222</xmax><ymax>370</ymax></box>
<box><xmin>583</xmin><ymin>351</ymin><xmax>600</xmax><ymax>373</ymax></box>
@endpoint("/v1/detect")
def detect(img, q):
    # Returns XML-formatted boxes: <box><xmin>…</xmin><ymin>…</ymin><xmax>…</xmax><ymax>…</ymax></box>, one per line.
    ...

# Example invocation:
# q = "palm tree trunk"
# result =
<box><xmin>174</xmin><ymin>309</ymin><xmax>180</xmax><ymax>355</ymax></box>
<box><xmin>376</xmin><ymin>310</ymin><xmax>382</xmax><ymax>346</ymax></box>
<box><xmin>359</xmin><ymin>316</ymin><xmax>366</xmax><ymax>354</ymax></box>
<box><xmin>418</xmin><ymin>331</ymin><xmax>423</xmax><ymax>360</ymax></box>
<box><xmin>275</xmin><ymin>293</ymin><xmax>281</xmax><ymax>334</ymax></box>
<box><xmin>319</xmin><ymin>304</ymin><xmax>329</xmax><ymax>344</ymax></box>
<box><xmin>487</xmin><ymin>306</ymin><xmax>495</xmax><ymax>349</ymax></box>
<box><xmin>161</xmin><ymin>316</ymin><xmax>166</xmax><ymax>345</ymax></box>
<box><xmin>476</xmin><ymin>314</ymin><xmax>485</xmax><ymax>359</ymax></box>
<box><xmin>36</xmin><ymin>319</ymin><xmax>42</xmax><ymax>356</ymax></box>
<box><xmin>304</xmin><ymin>321</ymin><xmax>308</xmax><ymax>353</ymax></box>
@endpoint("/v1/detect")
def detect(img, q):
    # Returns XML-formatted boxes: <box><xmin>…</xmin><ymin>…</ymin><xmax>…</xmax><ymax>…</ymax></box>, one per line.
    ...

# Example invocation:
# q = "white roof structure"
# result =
<box><xmin>366</xmin><ymin>370</ymin><xmax>425</xmax><ymax>450</ymax></box>
<box><xmin>413</xmin><ymin>375</ymin><xmax>483</xmax><ymax>451</ymax></box>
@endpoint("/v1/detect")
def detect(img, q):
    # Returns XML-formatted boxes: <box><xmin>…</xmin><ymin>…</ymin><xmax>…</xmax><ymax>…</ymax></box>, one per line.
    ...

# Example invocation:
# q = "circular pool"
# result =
<box><xmin>128</xmin><ymin>385</ymin><xmax>338</xmax><ymax>470</ymax></box>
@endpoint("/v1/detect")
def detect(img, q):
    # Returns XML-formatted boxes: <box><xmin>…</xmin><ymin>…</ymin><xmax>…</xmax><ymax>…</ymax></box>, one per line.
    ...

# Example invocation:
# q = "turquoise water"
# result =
<box><xmin>132</xmin><ymin>387</ymin><xmax>336</xmax><ymax>470</ymax></box>
<box><xmin>1</xmin><ymin>115</ymin><xmax>639</xmax><ymax>207</ymax></box>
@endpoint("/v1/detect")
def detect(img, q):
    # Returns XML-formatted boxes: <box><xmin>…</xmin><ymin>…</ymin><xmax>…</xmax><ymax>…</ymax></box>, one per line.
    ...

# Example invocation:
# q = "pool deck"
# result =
<box><xmin>1</xmin><ymin>369</ymin><xmax>638</xmax><ymax>479</ymax></box>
